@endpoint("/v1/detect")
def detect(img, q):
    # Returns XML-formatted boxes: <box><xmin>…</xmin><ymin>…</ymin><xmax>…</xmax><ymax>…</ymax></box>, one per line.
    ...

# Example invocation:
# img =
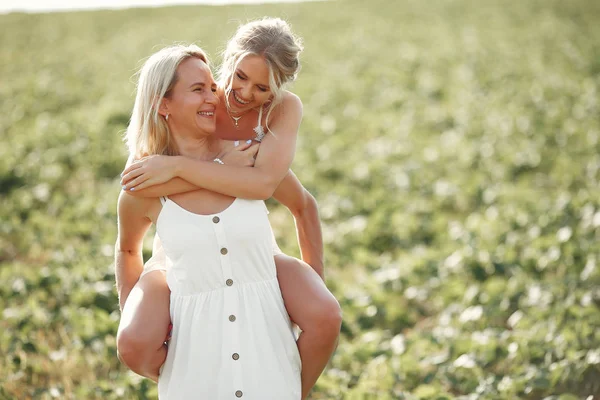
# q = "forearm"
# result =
<box><xmin>176</xmin><ymin>157</ymin><xmax>281</xmax><ymax>200</ymax></box>
<box><xmin>292</xmin><ymin>192</ymin><xmax>325</xmax><ymax>279</ymax></box>
<box><xmin>126</xmin><ymin>177</ymin><xmax>198</xmax><ymax>198</ymax></box>
<box><xmin>114</xmin><ymin>246</ymin><xmax>144</xmax><ymax>311</ymax></box>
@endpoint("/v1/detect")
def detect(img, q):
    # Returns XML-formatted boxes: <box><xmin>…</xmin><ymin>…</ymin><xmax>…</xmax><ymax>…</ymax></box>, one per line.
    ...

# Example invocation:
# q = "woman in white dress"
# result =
<box><xmin>116</xmin><ymin>45</ymin><xmax>301</xmax><ymax>398</ymax></box>
<box><xmin>116</xmin><ymin>18</ymin><xmax>341</xmax><ymax>399</ymax></box>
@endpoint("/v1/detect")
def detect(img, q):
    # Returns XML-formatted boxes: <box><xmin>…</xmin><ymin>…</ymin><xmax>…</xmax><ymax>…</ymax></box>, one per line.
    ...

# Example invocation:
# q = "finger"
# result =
<box><xmin>131</xmin><ymin>176</ymin><xmax>157</xmax><ymax>191</ymax></box>
<box><xmin>235</xmin><ymin>140</ymin><xmax>253</xmax><ymax>151</ymax></box>
<box><xmin>247</xmin><ymin>143</ymin><xmax>260</xmax><ymax>156</ymax></box>
<box><xmin>125</xmin><ymin>160</ymin><xmax>144</xmax><ymax>172</ymax></box>
<box><xmin>120</xmin><ymin>168</ymin><xmax>144</xmax><ymax>186</ymax></box>
<box><xmin>123</xmin><ymin>174</ymin><xmax>150</xmax><ymax>191</ymax></box>
<box><xmin>121</xmin><ymin>161</ymin><xmax>143</xmax><ymax>176</ymax></box>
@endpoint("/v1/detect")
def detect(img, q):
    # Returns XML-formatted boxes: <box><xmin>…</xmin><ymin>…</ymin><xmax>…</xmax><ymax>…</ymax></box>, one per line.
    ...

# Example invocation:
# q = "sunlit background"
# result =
<box><xmin>1</xmin><ymin>0</ymin><xmax>600</xmax><ymax>399</ymax></box>
<box><xmin>0</xmin><ymin>0</ymin><xmax>321</xmax><ymax>14</ymax></box>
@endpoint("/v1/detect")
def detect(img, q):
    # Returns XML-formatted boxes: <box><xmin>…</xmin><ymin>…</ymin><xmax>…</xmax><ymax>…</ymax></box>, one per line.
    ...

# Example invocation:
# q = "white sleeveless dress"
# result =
<box><xmin>156</xmin><ymin>196</ymin><xmax>301</xmax><ymax>399</ymax></box>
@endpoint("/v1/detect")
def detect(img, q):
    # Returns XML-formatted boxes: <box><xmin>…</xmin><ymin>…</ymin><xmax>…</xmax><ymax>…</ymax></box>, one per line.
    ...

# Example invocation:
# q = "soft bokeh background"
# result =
<box><xmin>1</xmin><ymin>0</ymin><xmax>600</xmax><ymax>399</ymax></box>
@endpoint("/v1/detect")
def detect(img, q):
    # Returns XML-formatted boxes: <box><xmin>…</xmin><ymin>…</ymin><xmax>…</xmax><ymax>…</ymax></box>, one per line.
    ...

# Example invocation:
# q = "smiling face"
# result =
<box><xmin>226</xmin><ymin>54</ymin><xmax>273</xmax><ymax>113</ymax></box>
<box><xmin>162</xmin><ymin>57</ymin><xmax>219</xmax><ymax>136</ymax></box>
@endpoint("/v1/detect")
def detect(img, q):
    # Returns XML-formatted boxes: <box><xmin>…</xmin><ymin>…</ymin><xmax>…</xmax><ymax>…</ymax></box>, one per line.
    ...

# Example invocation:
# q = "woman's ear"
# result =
<box><xmin>158</xmin><ymin>97</ymin><xmax>169</xmax><ymax>118</ymax></box>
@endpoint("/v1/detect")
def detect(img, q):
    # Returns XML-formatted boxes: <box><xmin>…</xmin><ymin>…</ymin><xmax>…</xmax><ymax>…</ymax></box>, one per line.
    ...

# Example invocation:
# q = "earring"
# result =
<box><xmin>165</xmin><ymin>113</ymin><xmax>169</xmax><ymax>121</ymax></box>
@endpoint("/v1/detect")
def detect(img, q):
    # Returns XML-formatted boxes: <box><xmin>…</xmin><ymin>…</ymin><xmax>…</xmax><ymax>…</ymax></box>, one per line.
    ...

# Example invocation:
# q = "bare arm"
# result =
<box><xmin>170</xmin><ymin>94</ymin><xmax>301</xmax><ymax>199</ymax></box>
<box><xmin>129</xmin><ymin>169</ymin><xmax>326</xmax><ymax>277</ymax></box>
<box><xmin>124</xmin><ymin>142</ymin><xmax>258</xmax><ymax>198</ymax></box>
<box><xmin>114</xmin><ymin>191</ymin><xmax>153</xmax><ymax>311</ymax></box>
<box><xmin>122</xmin><ymin>154</ymin><xmax>198</xmax><ymax>197</ymax></box>
<box><xmin>126</xmin><ymin>178</ymin><xmax>198</xmax><ymax>198</ymax></box>
<box><xmin>122</xmin><ymin>93</ymin><xmax>302</xmax><ymax>200</ymax></box>
<box><xmin>272</xmin><ymin>171</ymin><xmax>324</xmax><ymax>279</ymax></box>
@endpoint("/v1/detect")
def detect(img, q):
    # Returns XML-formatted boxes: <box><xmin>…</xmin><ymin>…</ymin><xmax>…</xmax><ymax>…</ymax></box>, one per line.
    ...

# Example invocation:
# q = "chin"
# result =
<box><xmin>204</xmin><ymin>124</ymin><xmax>217</xmax><ymax>134</ymax></box>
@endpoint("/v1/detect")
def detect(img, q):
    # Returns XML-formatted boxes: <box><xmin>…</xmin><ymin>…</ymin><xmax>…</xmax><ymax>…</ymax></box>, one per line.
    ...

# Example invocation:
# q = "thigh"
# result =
<box><xmin>118</xmin><ymin>270</ymin><xmax>171</xmax><ymax>343</ymax></box>
<box><xmin>274</xmin><ymin>254</ymin><xmax>337</xmax><ymax>327</ymax></box>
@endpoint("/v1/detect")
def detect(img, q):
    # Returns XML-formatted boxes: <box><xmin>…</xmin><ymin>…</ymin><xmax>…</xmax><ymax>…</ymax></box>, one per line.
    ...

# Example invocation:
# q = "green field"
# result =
<box><xmin>1</xmin><ymin>0</ymin><xmax>600</xmax><ymax>398</ymax></box>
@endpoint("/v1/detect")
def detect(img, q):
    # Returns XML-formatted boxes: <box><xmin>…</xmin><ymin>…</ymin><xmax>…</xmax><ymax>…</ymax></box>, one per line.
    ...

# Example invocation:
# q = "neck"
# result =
<box><xmin>171</xmin><ymin>128</ymin><xmax>219</xmax><ymax>160</ymax></box>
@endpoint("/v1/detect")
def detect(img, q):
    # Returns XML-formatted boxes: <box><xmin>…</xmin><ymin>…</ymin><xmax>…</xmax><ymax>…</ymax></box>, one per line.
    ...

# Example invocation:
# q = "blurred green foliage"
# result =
<box><xmin>1</xmin><ymin>0</ymin><xmax>600</xmax><ymax>398</ymax></box>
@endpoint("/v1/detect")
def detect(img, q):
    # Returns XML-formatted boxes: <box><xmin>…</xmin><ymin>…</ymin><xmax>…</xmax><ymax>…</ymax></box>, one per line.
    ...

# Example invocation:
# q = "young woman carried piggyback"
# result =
<box><xmin>115</xmin><ymin>18</ymin><xmax>342</xmax><ymax>399</ymax></box>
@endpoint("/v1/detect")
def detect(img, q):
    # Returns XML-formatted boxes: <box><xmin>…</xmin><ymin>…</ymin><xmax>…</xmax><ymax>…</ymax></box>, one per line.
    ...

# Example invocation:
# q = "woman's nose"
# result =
<box><xmin>207</xmin><ymin>91</ymin><xmax>219</xmax><ymax>104</ymax></box>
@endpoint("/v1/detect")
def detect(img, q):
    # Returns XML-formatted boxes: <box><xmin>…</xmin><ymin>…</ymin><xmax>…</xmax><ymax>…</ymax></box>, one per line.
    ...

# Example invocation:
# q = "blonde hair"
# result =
<box><xmin>125</xmin><ymin>44</ymin><xmax>209</xmax><ymax>158</ymax></box>
<box><xmin>217</xmin><ymin>18</ymin><xmax>303</xmax><ymax>131</ymax></box>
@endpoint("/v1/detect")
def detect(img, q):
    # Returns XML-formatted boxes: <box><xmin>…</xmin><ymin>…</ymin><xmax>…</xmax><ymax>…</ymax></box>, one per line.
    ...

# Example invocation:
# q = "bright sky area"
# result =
<box><xmin>0</xmin><ymin>0</ymin><xmax>321</xmax><ymax>14</ymax></box>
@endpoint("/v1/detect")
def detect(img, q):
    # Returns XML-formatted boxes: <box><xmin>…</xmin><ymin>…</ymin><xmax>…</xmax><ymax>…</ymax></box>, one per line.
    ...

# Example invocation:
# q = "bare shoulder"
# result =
<box><xmin>119</xmin><ymin>189</ymin><xmax>142</xmax><ymax>212</ymax></box>
<box><xmin>270</xmin><ymin>91</ymin><xmax>303</xmax><ymax>124</ymax></box>
<box><xmin>269</xmin><ymin>90</ymin><xmax>302</xmax><ymax>125</ymax></box>
<box><xmin>281</xmin><ymin>91</ymin><xmax>302</xmax><ymax>113</ymax></box>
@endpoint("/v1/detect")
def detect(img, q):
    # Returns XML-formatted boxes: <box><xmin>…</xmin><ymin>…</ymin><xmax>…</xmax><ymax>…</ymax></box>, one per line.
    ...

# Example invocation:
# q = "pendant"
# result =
<box><xmin>231</xmin><ymin>115</ymin><xmax>242</xmax><ymax>127</ymax></box>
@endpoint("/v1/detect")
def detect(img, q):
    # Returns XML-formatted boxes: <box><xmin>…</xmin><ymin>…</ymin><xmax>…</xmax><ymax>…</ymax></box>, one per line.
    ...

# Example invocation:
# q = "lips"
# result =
<box><xmin>232</xmin><ymin>90</ymin><xmax>251</xmax><ymax>105</ymax></box>
<box><xmin>197</xmin><ymin>110</ymin><xmax>215</xmax><ymax>117</ymax></box>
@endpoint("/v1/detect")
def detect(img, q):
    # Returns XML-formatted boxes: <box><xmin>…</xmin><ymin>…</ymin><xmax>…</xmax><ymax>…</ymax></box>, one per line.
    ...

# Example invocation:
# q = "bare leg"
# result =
<box><xmin>116</xmin><ymin>270</ymin><xmax>171</xmax><ymax>382</ymax></box>
<box><xmin>275</xmin><ymin>254</ymin><xmax>342</xmax><ymax>399</ymax></box>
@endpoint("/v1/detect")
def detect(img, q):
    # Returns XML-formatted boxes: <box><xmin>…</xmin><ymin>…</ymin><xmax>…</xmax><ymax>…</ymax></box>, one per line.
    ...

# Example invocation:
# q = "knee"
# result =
<box><xmin>311</xmin><ymin>296</ymin><xmax>342</xmax><ymax>339</ymax></box>
<box><xmin>116</xmin><ymin>327</ymin><xmax>153</xmax><ymax>370</ymax></box>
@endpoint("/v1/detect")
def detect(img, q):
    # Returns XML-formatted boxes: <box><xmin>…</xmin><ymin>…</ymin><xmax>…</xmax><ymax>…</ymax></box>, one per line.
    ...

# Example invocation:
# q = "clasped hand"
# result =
<box><xmin>120</xmin><ymin>141</ymin><xmax>259</xmax><ymax>191</ymax></box>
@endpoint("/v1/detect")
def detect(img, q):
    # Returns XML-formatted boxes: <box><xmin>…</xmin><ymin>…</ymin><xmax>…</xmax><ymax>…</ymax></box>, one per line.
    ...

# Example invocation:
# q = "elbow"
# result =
<box><xmin>255</xmin><ymin>187</ymin><xmax>274</xmax><ymax>201</ymax></box>
<box><xmin>114</xmin><ymin>241</ymin><xmax>141</xmax><ymax>258</ymax></box>
<box><xmin>291</xmin><ymin>189</ymin><xmax>318</xmax><ymax>218</ymax></box>
<box><xmin>253</xmin><ymin>175</ymin><xmax>280</xmax><ymax>200</ymax></box>
<box><xmin>115</xmin><ymin>248</ymin><xmax>133</xmax><ymax>258</ymax></box>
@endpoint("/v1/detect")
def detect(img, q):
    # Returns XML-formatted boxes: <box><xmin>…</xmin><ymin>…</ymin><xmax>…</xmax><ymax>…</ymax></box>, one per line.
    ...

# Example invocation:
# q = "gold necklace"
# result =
<box><xmin>230</xmin><ymin>114</ymin><xmax>242</xmax><ymax>127</ymax></box>
<box><xmin>226</xmin><ymin>105</ymin><xmax>251</xmax><ymax>129</ymax></box>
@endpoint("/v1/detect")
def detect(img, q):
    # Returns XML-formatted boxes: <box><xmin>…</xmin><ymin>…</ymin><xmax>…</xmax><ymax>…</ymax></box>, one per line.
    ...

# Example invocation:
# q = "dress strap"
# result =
<box><xmin>160</xmin><ymin>196</ymin><xmax>167</xmax><ymax>205</ymax></box>
<box><xmin>253</xmin><ymin>106</ymin><xmax>266</xmax><ymax>142</ymax></box>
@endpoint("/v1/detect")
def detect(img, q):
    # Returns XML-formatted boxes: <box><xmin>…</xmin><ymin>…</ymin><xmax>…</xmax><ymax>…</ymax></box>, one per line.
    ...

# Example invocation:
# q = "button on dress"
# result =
<box><xmin>156</xmin><ymin>196</ymin><xmax>301</xmax><ymax>399</ymax></box>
